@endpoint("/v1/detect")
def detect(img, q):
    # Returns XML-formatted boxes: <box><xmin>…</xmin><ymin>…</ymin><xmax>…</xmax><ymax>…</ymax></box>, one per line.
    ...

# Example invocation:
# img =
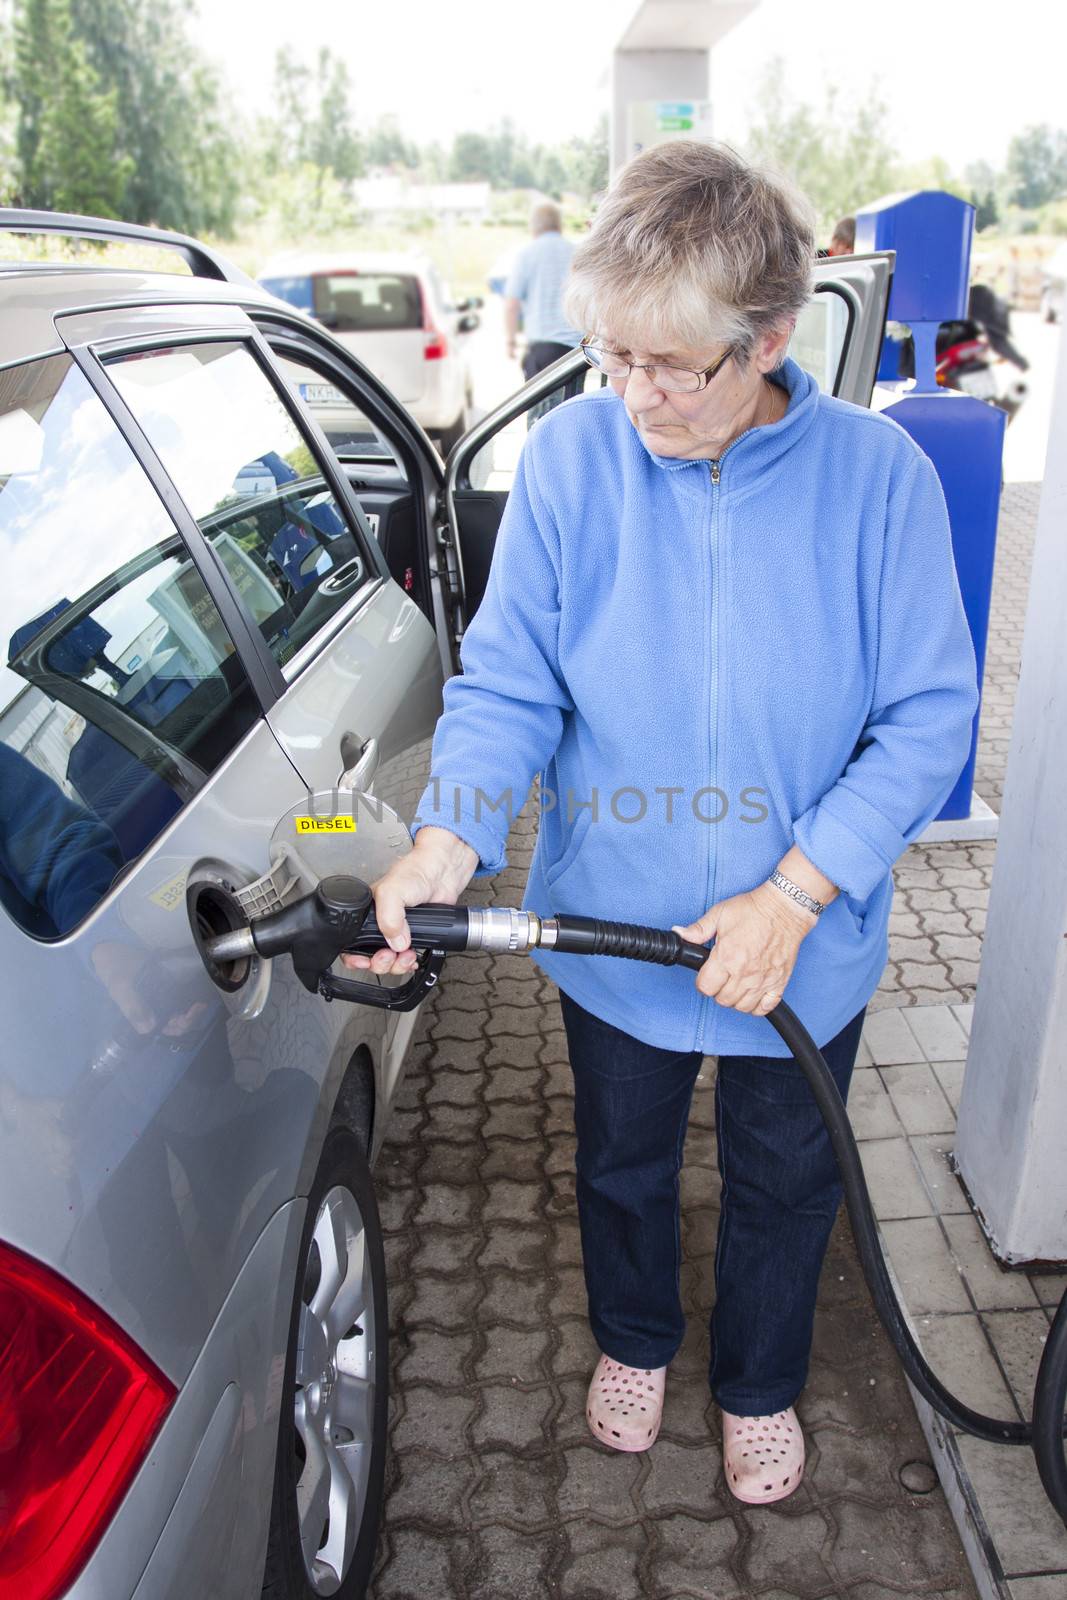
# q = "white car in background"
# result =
<box><xmin>257</xmin><ymin>250</ymin><xmax>481</xmax><ymax>452</ymax></box>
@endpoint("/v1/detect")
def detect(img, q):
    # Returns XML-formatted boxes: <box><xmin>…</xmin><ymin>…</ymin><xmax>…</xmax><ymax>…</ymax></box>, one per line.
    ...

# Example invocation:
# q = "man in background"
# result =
<box><xmin>828</xmin><ymin>216</ymin><xmax>856</xmax><ymax>256</ymax></box>
<box><xmin>505</xmin><ymin>200</ymin><xmax>581</xmax><ymax>379</ymax></box>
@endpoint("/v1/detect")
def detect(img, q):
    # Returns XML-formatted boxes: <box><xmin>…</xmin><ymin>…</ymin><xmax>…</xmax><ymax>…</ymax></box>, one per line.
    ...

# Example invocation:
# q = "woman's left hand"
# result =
<box><xmin>672</xmin><ymin>881</ymin><xmax>818</xmax><ymax>1016</ymax></box>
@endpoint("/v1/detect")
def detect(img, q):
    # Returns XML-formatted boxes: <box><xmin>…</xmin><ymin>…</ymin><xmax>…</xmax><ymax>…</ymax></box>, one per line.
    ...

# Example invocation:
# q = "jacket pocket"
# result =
<box><xmin>835</xmin><ymin>892</ymin><xmax>869</xmax><ymax>939</ymax></box>
<box><xmin>544</xmin><ymin>806</ymin><xmax>595</xmax><ymax>892</ymax></box>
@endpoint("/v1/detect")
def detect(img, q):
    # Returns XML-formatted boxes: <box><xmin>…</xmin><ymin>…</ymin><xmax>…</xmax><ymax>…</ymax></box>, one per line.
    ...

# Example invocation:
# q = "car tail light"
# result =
<box><xmin>418</xmin><ymin>277</ymin><xmax>448</xmax><ymax>360</ymax></box>
<box><xmin>0</xmin><ymin>1242</ymin><xmax>176</xmax><ymax>1600</ymax></box>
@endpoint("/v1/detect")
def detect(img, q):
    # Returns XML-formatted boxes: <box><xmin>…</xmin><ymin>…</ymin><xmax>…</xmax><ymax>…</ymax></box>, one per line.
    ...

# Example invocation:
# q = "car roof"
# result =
<box><xmin>256</xmin><ymin>250</ymin><xmax>433</xmax><ymax>280</ymax></box>
<box><xmin>0</xmin><ymin>264</ymin><xmax>293</xmax><ymax>367</ymax></box>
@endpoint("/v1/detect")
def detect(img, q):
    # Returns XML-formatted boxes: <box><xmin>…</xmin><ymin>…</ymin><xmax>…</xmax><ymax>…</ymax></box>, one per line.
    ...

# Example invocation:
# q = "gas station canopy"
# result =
<box><xmin>617</xmin><ymin>0</ymin><xmax>759</xmax><ymax>52</ymax></box>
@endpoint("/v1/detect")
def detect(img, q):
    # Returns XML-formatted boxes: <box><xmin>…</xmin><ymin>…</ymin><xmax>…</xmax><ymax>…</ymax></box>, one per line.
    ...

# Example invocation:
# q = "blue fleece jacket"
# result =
<box><xmin>412</xmin><ymin>358</ymin><xmax>980</xmax><ymax>1056</ymax></box>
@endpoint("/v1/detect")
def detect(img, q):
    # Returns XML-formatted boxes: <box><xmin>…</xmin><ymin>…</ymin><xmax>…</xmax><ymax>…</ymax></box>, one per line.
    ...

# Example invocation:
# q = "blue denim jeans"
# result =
<box><xmin>558</xmin><ymin>990</ymin><xmax>867</xmax><ymax>1416</ymax></box>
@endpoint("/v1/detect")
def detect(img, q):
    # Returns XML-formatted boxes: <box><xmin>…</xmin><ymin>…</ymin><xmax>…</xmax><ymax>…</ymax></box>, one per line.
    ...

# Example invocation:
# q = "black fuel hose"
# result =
<box><xmin>209</xmin><ymin>888</ymin><xmax>1067</xmax><ymax>1521</ymax></box>
<box><xmin>547</xmin><ymin>914</ymin><xmax>1066</xmax><ymax>1524</ymax></box>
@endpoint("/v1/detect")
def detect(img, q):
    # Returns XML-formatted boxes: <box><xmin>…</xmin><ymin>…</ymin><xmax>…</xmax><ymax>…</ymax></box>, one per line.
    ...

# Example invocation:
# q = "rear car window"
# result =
<box><xmin>259</xmin><ymin>274</ymin><xmax>313</xmax><ymax>314</ymax></box>
<box><xmin>107</xmin><ymin>341</ymin><xmax>372</xmax><ymax>672</ymax></box>
<box><xmin>276</xmin><ymin>354</ymin><xmax>396</xmax><ymax>462</ymax></box>
<box><xmin>312</xmin><ymin>273</ymin><xmax>421</xmax><ymax>332</ymax></box>
<box><xmin>0</xmin><ymin>355</ymin><xmax>259</xmax><ymax>939</ymax></box>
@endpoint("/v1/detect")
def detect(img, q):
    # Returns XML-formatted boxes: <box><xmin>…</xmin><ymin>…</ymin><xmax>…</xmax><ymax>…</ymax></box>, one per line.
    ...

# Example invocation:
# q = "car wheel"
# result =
<box><xmin>262</xmin><ymin>1128</ymin><xmax>388</xmax><ymax>1599</ymax></box>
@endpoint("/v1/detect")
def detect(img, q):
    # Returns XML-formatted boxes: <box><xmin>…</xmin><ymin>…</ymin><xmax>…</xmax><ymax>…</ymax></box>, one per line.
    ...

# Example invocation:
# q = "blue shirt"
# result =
<box><xmin>412</xmin><ymin>359</ymin><xmax>980</xmax><ymax>1057</ymax></box>
<box><xmin>506</xmin><ymin>231</ymin><xmax>581</xmax><ymax>347</ymax></box>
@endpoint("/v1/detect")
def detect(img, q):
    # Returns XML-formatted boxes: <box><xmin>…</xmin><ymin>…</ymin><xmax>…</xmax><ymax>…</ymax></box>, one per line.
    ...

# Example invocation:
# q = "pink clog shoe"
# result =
<box><xmin>721</xmin><ymin>1406</ymin><xmax>805</xmax><ymax>1504</ymax></box>
<box><xmin>586</xmin><ymin>1354</ymin><xmax>667</xmax><ymax>1452</ymax></box>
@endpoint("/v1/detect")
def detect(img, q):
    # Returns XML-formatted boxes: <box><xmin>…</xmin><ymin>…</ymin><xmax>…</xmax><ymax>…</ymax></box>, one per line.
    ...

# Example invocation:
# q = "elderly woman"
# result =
<box><xmin>345</xmin><ymin>142</ymin><xmax>979</xmax><ymax>1504</ymax></box>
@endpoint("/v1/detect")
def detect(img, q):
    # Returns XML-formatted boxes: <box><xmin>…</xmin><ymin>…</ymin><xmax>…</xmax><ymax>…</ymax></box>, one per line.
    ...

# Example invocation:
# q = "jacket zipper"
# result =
<box><xmin>698</xmin><ymin>414</ymin><xmax>772</xmax><ymax>1045</ymax></box>
<box><xmin>700</xmin><ymin>456</ymin><xmax>722</xmax><ymax>1049</ymax></box>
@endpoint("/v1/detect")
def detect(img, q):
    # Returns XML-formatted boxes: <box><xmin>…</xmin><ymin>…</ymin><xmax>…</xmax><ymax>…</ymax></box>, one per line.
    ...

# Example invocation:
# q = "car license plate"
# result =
<box><xmin>301</xmin><ymin>382</ymin><xmax>346</xmax><ymax>405</ymax></box>
<box><xmin>957</xmin><ymin>368</ymin><xmax>997</xmax><ymax>400</ymax></box>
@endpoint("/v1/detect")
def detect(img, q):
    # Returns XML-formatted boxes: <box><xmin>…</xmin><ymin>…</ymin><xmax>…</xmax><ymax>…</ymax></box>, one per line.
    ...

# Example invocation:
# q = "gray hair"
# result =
<box><xmin>563</xmin><ymin>140</ymin><xmax>815</xmax><ymax>361</ymax></box>
<box><xmin>531</xmin><ymin>200</ymin><xmax>563</xmax><ymax>235</ymax></box>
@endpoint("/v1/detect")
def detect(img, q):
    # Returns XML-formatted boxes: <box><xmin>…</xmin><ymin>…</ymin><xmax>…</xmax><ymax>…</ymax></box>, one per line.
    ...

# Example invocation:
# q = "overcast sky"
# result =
<box><xmin>192</xmin><ymin>0</ymin><xmax>1067</xmax><ymax>171</ymax></box>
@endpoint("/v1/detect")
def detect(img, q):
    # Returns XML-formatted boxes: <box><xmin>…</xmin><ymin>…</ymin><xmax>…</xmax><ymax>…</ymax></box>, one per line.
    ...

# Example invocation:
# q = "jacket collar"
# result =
<box><xmin>628</xmin><ymin>356</ymin><xmax>820</xmax><ymax>477</ymax></box>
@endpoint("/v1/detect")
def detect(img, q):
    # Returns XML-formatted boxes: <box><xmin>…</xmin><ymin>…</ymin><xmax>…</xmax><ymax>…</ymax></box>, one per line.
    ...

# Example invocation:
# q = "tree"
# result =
<box><xmin>964</xmin><ymin>159</ymin><xmax>999</xmax><ymax>230</ymax></box>
<box><xmin>13</xmin><ymin>0</ymin><xmax>130</xmax><ymax>214</ymax></box>
<box><xmin>744</xmin><ymin>60</ymin><xmax>897</xmax><ymax>233</ymax></box>
<box><xmin>561</xmin><ymin>114</ymin><xmax>609</xmax><ymax>201</ymax></box>
<box><xmin>364</xmin><ymin>115</ymin><xmax>419</xmax><ymax>172</ymax></box>
<box><xmin>1004</xmin><ymin>124</ymin><xmax>1067</xmax><ymax>211</ymax></box>
<box><xmin>271</xmin><ymin>162</ymin><xmax>357</xmax><ymax>239</ymax></box>
<box><xmin>269</xmin><ymin>48</ymin><xmax>362</xmax><ymax>187</ymax></box>
<box><xmin>61</xmin><ymin>0</ymin><xmax>238</xmax><ymax>233</ymax></box>
<box><xmin>534</xmin><ymin>148</ymin><xmax>567</xmax><ymax>199</ymax></box>
<box><xmin>448</xmin><ymin>130</ymin><xmax>495</xmax><ymax>183</ymax></box>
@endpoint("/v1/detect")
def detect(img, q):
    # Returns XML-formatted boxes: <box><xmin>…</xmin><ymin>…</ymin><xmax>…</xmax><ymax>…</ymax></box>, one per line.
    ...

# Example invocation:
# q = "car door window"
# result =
<box><xmin>788</xmin><ymin>287</ymin><xmax>852</xmax><ymax>394</ymax></box>
<box><xmin>0</xmin><ymin>355</ymin><xmax>259</xmax><ymax>939</ymax></box>
<box><xmin>107</xmin><ymin>341</ymin><xmax>372</xmax><ymax>671</ymax></box>
<box><xmin>465</xmin><ymin>364</ymin><xmax>601</xmax><ymax>494</ymax></box>
<box><xmin>274</xmin><ymin>355</ymin><xmax>397</xmax><ymax>464</ymax></box>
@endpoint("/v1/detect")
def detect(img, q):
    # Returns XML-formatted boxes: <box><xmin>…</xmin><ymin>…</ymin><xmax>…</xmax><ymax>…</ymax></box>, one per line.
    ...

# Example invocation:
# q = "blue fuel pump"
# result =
<box><xmin>856</xmin><ymin>191</ymin><xmax>1001</xmax><ymax>822</ymax></box>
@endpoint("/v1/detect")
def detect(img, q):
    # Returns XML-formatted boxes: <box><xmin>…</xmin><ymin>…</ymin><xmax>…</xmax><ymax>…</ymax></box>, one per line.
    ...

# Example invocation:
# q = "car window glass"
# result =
<box><xmin>274</xmin><ymin>354</ymin><xmax>397</xmax><ymax>465</ymax></box>
<box><xmin>107</xmin><ymin>341</ymin><xmax>371</xmax><ymax>670</ymax></box>
<box><xmin>0</xmin><ymin>355</ymin><xmax>258</xmax><ymax>939</ymax></box>
<box><xmin>466</xmin><ymin>365</ymin><xmax>601</xmax><ymax>492</ymax></box>
<box><xmin>788</xmin><ymin>288</ymin><xmax>851</xmax><ymax>394</ymax></box>
<box><xmin>312</xmin><ymin>273</ymin><xmax>421</xmax><ymax>332</ymax></box>
<box><xmin>259</xmin><ymin>273</ymin><xmax>313</xmax><ymax>314</ymax></box>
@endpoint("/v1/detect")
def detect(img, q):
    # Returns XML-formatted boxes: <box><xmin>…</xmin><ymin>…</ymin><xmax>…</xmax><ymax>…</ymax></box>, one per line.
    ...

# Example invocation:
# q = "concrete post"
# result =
<box><xmin>610</xmin><ymin>1</ymin><xmax>759</xmax><ymax>177</ymax></box>
<box><xmin>954</xmin><ymin>325</ymin><xmax>1067</xmax><ymax>1264</ymax></box>
<box><xmin>611</xmin><ymin>49</ymin><xmax>710</xmax><ymax>175</ymax></box>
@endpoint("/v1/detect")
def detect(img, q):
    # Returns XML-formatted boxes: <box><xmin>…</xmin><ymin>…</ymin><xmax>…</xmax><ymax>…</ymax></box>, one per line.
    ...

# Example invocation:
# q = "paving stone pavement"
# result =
<box><xmin>367</xmin><ymin>484</ymin><xmax>1038</xmax><ymax>1598</ymax></box>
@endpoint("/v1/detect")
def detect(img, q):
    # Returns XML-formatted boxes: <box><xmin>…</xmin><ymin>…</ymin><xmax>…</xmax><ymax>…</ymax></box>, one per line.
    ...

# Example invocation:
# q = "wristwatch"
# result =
<box><xmin>767</xmin><ymin>868</ymin><xmax>825</xmax><ymax>918</ymax></box>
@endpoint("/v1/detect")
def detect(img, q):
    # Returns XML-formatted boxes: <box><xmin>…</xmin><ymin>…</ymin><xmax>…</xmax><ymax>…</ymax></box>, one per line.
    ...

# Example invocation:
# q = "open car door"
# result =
<box><xmin>440</xmin><ymin>250</ymin><xmax>895</xmax><ymax>645</ymax></box>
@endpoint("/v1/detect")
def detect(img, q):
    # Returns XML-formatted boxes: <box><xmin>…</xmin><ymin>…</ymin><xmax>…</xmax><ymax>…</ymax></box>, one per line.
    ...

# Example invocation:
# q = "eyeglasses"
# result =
<box><xmin>580</xmin><ymin>336</ymin><xmax>735</xmax><ymax>394</ymax></box>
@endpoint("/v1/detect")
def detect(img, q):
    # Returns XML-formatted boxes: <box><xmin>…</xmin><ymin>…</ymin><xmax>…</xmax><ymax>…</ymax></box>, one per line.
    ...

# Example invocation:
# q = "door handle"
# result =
<box><xmin>338</xmin><ymin>732</ymin><xmax>379</xmax><ymax>792</ymax></box>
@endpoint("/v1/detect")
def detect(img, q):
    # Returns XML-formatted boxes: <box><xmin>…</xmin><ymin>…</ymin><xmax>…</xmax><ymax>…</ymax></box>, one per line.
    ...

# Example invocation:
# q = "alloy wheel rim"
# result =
<box><xmin>294</xmin><ymin>1184</ymin><xmax>376</xmax><ymax>1594</ymax></box>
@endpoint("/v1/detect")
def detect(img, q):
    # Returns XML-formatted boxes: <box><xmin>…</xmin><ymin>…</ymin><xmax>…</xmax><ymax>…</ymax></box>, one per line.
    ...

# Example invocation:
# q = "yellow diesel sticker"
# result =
<box><xmin>294</xmin><ymin>816</ymin><xmax>357</xmax><ymax>834</ymax></box>
<box><xmin>149</xmin><ymin>869</ymin><xmax>189</xmax><ymax>911</ymax></box>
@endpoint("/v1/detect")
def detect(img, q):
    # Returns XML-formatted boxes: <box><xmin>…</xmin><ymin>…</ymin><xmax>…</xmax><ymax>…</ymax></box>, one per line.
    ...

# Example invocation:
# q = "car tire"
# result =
<box><xmin>261</xmin><ymin>1127</ymin><xmax>388</xmax><ymax>1600</ymax></box>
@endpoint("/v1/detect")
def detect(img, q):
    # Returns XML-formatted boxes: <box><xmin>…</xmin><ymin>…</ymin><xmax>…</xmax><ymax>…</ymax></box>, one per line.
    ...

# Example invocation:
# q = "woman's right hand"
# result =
<box><xmin>339</xmin><ymin>826</ymin><xmax>480</xmax><ymax>977</ymax></box>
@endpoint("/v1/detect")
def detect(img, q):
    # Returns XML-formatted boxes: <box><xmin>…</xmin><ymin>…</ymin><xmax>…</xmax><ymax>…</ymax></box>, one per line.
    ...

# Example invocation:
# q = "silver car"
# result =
<box><xmin>0</xmin><ymin>209</ymin><xmax>891</xmax><ymax>1600</ymax></box>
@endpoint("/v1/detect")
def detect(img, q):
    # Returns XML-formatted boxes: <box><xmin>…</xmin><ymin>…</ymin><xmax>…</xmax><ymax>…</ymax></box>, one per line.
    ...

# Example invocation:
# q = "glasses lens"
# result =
<box><xmin>584</xmin><ymin>343</ymin><xmax>630</xmax><ymax>377</ymax></box>
<box><xmin>653</xmin><ymin>365</ymin><xmax>703</xmax><ymax>393</ymax></box>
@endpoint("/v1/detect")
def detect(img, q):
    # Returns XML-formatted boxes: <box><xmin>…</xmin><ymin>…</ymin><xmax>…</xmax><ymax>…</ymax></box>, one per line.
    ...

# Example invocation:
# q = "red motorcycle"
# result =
<box><xmin>895</xmin><ymin>284</ymin><xmax>1030</xmax><ymax>423</ymax></box>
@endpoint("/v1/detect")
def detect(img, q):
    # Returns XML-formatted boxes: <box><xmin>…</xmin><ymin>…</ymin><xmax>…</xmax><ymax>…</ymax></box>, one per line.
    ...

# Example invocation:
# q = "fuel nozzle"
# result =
<box><xmin>202</xmin><ymin>874</ymin><xmax>707</xmax><ymax>1011</ymax></box>
<box><xmin>204</xmin><ymin>876</ymin><xmax>547</xmax><ymax>1010</ymax></box>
